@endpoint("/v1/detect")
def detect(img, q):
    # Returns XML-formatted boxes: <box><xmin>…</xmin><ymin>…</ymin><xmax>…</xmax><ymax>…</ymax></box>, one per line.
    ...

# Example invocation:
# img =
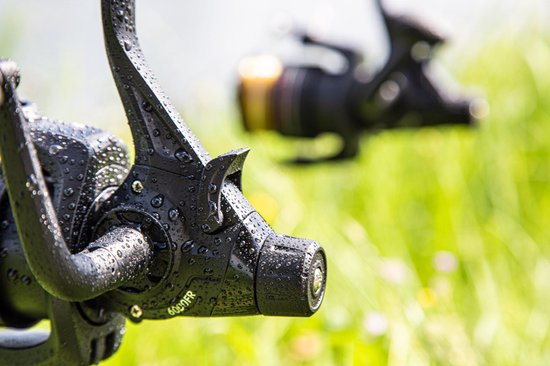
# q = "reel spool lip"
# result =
<box><xmin>237</xmin><ymin>55</ymin><xmax>283</xmax><ymax>132</ymax></box>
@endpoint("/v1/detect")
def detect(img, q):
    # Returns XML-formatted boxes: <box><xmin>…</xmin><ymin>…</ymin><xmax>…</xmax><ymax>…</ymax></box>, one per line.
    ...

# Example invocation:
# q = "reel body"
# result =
<box><xmin>0</xmin><ymin>1</ymin><xmax>328</xmax><ymax>365</ymax></box>
<box><xmin>0</xmin><ymin>110</ymin><xmax>131</xmax><ymax>329</ymax></box>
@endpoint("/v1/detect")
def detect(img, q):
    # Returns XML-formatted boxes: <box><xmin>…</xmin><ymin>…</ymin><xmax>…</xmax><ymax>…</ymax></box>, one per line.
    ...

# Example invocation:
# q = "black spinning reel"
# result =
<box><xmin>0</xmin><ymin>1</ymin><xmax>327</xmax><ymax>365</ymax></box>
<box><xmin>237</xmin><ymin>0</ymin><xmax>478</xmax><ymax>163</ymax></box>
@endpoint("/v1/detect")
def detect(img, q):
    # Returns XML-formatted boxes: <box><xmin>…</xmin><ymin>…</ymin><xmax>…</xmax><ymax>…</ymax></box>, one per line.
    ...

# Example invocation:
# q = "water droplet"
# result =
<box><xmin>7</xmin><ymin>268</ymin><xmax>17</xmax><ymax>281</ymax></box>
<box><xmin>63</xmin><ymin>187</ymin><xmax>75</xmax><ymax>197</ymax></box>
<box><xmin>48</xmin><ymin>144</ymin><xmax>62</xmax><ymax>155</ymax></box>
<box><xmin>142</xmin><ymin>101</ymin><xmax>153</xmax><ymax>112</ymax></box>
<box><xmin>181</xmin><ymin>240</ymin><xmax>194</xmax><ymax>253</ymax></box>
<box><xmin>154</xmin><ymin>242</ymin><xmax>168</xmax><ymax>251</ymax></box>
<box><xmin>21</xmin><ymin>275</ymin><xmax>31</xmax><ymax>285</ymax></box>
<box><xmin>151</xmin><ymin>194</ymin><xmax>164</xmax><ymax>208</ymax></box>
<box><xmin>168</xmin><ymin>208</ymin><xmax>179</xmax><ymax>221</ymax></box>
<box><xmin>175</xmin><ymin>149</ymin><xmax>192</xmax><ymax>163</ymax></box>
<box><xmin>208</xmin><ymin>200</ymin><xmax>217</xmax><ymax>212</ymax></box>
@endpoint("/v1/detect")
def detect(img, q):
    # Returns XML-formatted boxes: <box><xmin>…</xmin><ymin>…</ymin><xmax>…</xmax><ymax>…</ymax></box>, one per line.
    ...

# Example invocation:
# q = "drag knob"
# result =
<box><xmin>255</xmin><ymin>234</ymin><xmax>327</xmax><ymax>316</ymax></box>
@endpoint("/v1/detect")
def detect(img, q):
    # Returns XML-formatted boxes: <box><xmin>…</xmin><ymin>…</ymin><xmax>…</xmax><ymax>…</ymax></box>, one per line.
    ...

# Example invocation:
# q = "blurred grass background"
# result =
<box><xmin>100</xmin><ymin>29</ymin><xmax>550</xmax><ymax>365</ymax></box>
<box><xmin>2</xmin><ymin>1</ymin><xmax>550</xmax><ymax>365</ymax></box>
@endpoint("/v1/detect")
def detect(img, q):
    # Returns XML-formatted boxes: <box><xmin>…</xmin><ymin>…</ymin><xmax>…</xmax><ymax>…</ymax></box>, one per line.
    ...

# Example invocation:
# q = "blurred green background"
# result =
<box><xmin>2</xmin><ymin>0</ymin><xmax>550</xmax><ymax>365</ymax></box>
<box><xmin>101</xmin><ymin>34</ymin><xmax>550</xmax><ymax>365</ymax></box>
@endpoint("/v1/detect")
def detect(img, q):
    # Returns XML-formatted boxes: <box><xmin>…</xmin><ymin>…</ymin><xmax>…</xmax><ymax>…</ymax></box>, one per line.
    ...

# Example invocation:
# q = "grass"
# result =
<box><xmin>100</xmin><ymin>32</ymin><xmax>550</xmax><ymax>365</ymax></box>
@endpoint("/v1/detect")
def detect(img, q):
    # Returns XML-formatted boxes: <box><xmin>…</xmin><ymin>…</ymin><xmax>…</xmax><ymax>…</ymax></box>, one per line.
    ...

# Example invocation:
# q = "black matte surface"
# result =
<box><xmin>0</xmin><ymin>1</ymin><xmax>327</xmax><ymax>364</ymax></box>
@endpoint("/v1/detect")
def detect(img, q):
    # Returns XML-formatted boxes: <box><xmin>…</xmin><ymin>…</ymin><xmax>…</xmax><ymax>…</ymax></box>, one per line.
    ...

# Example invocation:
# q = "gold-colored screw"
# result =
<box><xmin>313</xmin><ymin>267</ymin><xmax>324</xmax><ymax>296</ymax></box>
<box><xmin>131</xmin><ymin>180</ymin><xmax>144</xmax><ymax>194</ymax></box>
<box><xmin>130</xmin><ymin>304</ymin><xmax>143</xmax><ymax>319</ymax></box>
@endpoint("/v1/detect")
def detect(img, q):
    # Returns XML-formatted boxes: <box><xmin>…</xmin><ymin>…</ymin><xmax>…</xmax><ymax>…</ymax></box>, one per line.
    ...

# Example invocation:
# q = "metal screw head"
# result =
<box><xmin>130</xmin><ymin>304</ymin><xmax>143</xmax><ymax>319</ymax></box>
<box><xmin>312</xmin><ymin>267</ymin><xmax>324</xmax><ymax>296</ymax></box>
<box><xmin>131</xmin><ymin>180</ymin><xmax>144</xmax><ymax>194</ymax></box>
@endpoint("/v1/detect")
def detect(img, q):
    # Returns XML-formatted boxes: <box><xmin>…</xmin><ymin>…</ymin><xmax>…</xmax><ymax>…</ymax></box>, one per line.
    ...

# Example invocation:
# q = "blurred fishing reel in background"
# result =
<box><xmin>237</xmin><ymin>0</ymin><xmax>485</xmax><ymax>163</ymax></box>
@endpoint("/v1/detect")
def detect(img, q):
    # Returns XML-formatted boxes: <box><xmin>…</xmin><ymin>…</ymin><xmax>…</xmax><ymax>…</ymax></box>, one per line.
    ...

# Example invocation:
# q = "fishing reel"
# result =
<box><xmin>0</xmin><ymin>1</ymin><xmax>327</xmax><ymax>365</ymax></box>
<box><xmin>237</xmin><ymin>0</ymin><xmax>477</xmax><ymax>163</ymax></box>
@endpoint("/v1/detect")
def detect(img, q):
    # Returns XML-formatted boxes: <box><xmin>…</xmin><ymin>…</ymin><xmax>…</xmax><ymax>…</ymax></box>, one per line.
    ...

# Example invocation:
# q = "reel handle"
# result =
<box><xmin>0</xmin><ymin>60</ymin><xmax>152</xmax><ymax>302</ymax></box>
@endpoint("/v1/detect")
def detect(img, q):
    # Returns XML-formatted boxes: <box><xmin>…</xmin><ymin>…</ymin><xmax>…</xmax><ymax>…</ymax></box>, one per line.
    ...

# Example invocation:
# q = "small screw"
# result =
<box><xmin>312</xmin><ymin>267</ymin><xmax>324</xmax><ymax>296</ymax></box>
<box><xmin>130</xmin><ymin>304</ymin><xmax>143</xmax><ymax>319</ymax></box>
<box><xmin>131</xmin><ymin>180</ymin><xmax>144</xmax><ymax>194</ymax></box>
